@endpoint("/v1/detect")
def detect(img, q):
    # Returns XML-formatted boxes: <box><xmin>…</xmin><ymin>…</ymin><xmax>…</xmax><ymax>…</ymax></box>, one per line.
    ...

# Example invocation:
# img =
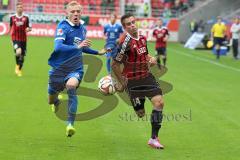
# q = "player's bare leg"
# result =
<box><xmin>148</xmin><ymin>95</ymin><xmax>164</xmax><ymax>149</ymax></box>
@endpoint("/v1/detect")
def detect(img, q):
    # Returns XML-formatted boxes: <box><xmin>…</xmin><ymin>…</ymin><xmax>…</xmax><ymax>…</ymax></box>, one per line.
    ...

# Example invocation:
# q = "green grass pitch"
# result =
<box><xmin>0</xmin><ymin>35</ymin><xmax>240</xmax><ymax>160</ymax></box>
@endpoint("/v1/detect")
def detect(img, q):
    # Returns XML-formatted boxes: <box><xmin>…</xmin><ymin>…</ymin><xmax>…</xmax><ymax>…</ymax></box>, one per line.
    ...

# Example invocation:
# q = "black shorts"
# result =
<box><xmin>213</xmin><ymin>37</ymin><xmax>224</xmax><ymax>46</ymax></box>
<box><xmin>12</xmin><ymin>41</ymin><xmax>27</xmax><ymax>56</ymax></box>
<box><xmin>126</xmin><ymin>73</ymin><xmax>162</xmax><ymax>107</ymax></box>
<box><xmin>156</xmin><ymin>47</ymin><xmax>166</xmax><ymax>56</ymax></box>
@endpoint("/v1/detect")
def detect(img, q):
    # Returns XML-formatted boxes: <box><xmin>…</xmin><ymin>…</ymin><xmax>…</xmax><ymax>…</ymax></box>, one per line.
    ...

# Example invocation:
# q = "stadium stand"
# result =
<box><xmin>151</xmin><ymin>0</ymin><xmax>197</xmax><ymax>18</ymax></box>
<box><xmin>20</xmin><ymin>0</ymin><xmax>120</xmax><ymax>15</ymax></box>
<box><xmin>1</xmin><ymin>0</ymin><xmax>205</xmax><ymax>18</ymax></box>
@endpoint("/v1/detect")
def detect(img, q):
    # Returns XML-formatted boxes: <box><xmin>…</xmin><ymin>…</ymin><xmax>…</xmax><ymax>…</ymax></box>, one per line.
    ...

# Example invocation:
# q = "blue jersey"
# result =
<box><xmin>48</xmin><ymin>19</ymin><xmax>98</xmax><ymax>70</ymax></box>
<box><xmin>104</xmin><ymin>23</ymin><xmax>123</xmax><ymax>49</ymax></box>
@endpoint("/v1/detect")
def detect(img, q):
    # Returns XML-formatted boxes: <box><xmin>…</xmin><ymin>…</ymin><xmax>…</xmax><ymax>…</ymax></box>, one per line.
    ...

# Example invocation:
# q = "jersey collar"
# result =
<box><xmin>66</xmin><ymin>19</ymin><xmax>84</xmax><ymax>26</ymax></box>
<box><xmin>109</xmin><ymin>22</ymin><xmax>116</xmax><ymax>27</ymax></box>
<box><xmin>127</xmin><ymin>32</ymin><xmax>139</xmax><ymax>41</ymax></box>
<box><xmin>15</xmin><ymin>13</ymin><xmax>24</xmax><ymax>18</ymax></box>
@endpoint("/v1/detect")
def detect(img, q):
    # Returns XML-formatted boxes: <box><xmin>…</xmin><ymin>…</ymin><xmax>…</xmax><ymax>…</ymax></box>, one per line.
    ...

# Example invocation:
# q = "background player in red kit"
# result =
<box><xmin>112</xmin><ymin>14</ymin><xmax>165</xmax><ymax>149</ymax></box>
<box><xmin>9</xmin><ymin>2</ymin><xmax>32</xmax><ymax>77</ymax></box>
<box><xmin>153</xmin><ymin>19</ymin><xmax>169</xmax><ymax>69</ymax></box>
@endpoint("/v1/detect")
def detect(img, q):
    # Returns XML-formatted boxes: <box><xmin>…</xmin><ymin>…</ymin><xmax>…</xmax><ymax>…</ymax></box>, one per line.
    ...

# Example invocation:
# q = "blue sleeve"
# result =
<box><xmin>54</xmin><ymin>39</ymin><xmax>80</xmax><ymax>53</ymax></box>
<box><xmin>82</xmin><ymin>47</ymin><xmax>98</xmax><ymax>55</ymax></box>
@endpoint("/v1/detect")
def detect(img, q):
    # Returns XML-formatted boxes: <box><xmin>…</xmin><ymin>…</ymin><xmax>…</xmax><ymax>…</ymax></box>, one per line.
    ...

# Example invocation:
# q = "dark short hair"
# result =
<box><xmin>121</xmin><ymin>14</ymin><xmax>134</xmax><ymax>27</ymax></box>
<box><xmin>16</xmin><ymin>2</ymin><xmax>22</xmax><ymax>6</ymax></box>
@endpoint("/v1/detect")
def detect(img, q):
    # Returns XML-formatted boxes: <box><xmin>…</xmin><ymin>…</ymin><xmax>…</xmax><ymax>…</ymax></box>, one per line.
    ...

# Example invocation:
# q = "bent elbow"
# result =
<box><xmin>54</xmin><ymin>43</ymin><xmax>62</xmax><ymax>52</ymax></box>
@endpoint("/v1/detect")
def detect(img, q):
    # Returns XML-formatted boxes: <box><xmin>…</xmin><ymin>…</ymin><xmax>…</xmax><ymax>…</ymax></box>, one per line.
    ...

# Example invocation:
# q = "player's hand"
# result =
<box><xmin>98</xmin><ymin>48</ymin><xmax>107</xmax><ymax>55</ymax></box>
<box><xmin>78</xmin><ymin>39</ymin><xmax>92</xmax><ymax>48</ymax></box>
<box><xmin>115</xmin><ymin>77</ymin><xmax>127</xmax><ymax>92</ymax></box>
<box><xmin>149</xmin><ymin>56</ymin><xmax>157</xmax><ymax>67</ymax></box>
<box><xmin>163</xmin><ymin>37</ymin><xmax>167</xmax><ymax>42</ymax></box>
<box><xmin>115</xmin><ymin>83</ymin><xmax>125</xmax><ymax>92</ymax></box>
<box><xmin>25</xmin><ymin>27</ymin><xmax>31</xmax><ymax>32</ymax></box>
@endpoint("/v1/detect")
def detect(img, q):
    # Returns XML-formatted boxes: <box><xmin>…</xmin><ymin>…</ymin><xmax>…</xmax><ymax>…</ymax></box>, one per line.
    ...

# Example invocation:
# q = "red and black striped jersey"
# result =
<box><xmin>10</xmin><ymin>14</ymin><xmax>31</xmax><ymax>42</ymax></box>
<box><xmin>113</xmin><ymin>32</ymin><xmax>150</xmax><ymax>80</ymax></box>
<box><xmin>153</xmin><ymin>27</ymin><xmax>169</xmax><ymax>48</ymax></box>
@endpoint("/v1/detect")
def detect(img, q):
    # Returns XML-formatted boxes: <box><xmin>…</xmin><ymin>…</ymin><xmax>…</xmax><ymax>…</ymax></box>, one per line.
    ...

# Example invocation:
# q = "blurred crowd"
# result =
<box><xmin>0</xmin><ymin>0</ymin><xmax>200</xmax><ymax>18</ymax></box>
<box><xmin>0</xmin><ymin>0</ymin><xmax>9</xmax><ymax>9</ymax></box>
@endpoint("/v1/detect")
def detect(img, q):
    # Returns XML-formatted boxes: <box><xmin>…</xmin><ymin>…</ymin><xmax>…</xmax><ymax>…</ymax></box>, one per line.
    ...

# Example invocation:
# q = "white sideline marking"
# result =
<box><xmin>169</xmin><ymin>48</ymin><xmax>240</xmax><ymax>73</ymax></box>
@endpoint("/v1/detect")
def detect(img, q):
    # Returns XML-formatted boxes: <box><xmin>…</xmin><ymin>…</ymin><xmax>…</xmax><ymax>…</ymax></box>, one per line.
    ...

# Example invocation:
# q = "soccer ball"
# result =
<box><xmin>98</xmin><ymin>76</ymin><xmax>116</xmax><ymax>95</ymax></box>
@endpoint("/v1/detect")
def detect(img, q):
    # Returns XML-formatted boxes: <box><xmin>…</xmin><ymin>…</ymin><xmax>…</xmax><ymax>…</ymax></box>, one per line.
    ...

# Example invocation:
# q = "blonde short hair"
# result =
<box><xmin>67</xmin><ymin>1</ymin><xmax>82</xmax><ymax>10</ymax></box>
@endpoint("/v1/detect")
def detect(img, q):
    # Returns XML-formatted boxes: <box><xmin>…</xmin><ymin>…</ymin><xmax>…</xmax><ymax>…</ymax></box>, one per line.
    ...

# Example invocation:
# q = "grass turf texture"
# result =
<box><xmin>0</xmin><ymin>36</ymin><xmax>240</xmax><ymax>160</ymax></box>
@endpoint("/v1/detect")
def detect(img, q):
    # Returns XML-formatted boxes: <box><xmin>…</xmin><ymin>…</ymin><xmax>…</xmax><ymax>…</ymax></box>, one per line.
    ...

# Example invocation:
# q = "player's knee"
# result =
<box><xmin>66</xmin><ymin>78</ymin><xmax>79</xmax><ymax>90</ymax></box>
<box><xmin>151</xmin><ymin>95</ymin><xmax>164</xmax><ymax>109</ymax></box>
<box><xmin>66</xmin><ymin>84</ymin><xmax>77</xmax><ymax>90</ymax></box>
<box><xmin>16</xmin><ymin>48</ymin><xmax>22</xmax><ymax>56</ymax></box>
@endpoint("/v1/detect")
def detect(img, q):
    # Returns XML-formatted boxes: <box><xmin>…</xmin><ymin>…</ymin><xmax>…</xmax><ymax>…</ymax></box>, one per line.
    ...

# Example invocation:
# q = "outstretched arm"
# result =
<box><xmin>83</xmin><ymin>47</ymin><xmax>106</xmax><ymax>55</ymax></box>
<box><xmin>54</xmin><ymin>39</ymin><xmax>80</xmax><ymax>53</ymax></box>
<box><xmin>111</xmin><ymin>60</ymin><xmax>126</xmax><ymax>92</ymax></box>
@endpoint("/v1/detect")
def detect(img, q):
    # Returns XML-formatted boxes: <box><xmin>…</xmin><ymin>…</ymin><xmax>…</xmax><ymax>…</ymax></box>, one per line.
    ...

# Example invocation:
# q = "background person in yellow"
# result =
<box><xmin>211</xmin><ymin>16</ymin><xmax>227</xmax><ymax>59</ymax></box>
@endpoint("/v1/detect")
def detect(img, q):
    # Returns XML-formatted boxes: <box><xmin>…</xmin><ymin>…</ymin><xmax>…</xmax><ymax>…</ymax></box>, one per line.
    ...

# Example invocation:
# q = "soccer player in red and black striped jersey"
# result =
<box><xmin>112</xmin><ymin>14</ymin><xmax>165</xmax><ymax>149</ymax></box>
<box><xmin>153</xmin><ymin>19</ymin><xmax>169</xmax><ymax>68</ymax></box>
<box><xmin>9</xmin><ymin>2</ymin><xmax>32</xmax><ymax>77</ymax></box>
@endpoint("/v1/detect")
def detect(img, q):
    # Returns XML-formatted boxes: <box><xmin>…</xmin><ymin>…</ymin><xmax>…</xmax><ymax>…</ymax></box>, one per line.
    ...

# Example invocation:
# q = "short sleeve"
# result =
<box><xmin>113</xmin><ymin>34</ymin><xmax>131</xmax><ymax>63</ymax></box>
<box><xmin>26</xmin><ymin>16</ymin><xmax>32</xmax><ymax>28</ymax></box>
<box><xmin>10</xmin><ymin>16</ymin><xmax>13</xmax><ymax>27</ymax></box>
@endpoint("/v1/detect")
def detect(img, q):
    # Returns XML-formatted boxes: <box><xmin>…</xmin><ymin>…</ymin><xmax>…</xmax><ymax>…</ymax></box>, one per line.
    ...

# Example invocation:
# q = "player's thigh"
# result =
<box><xmin>126</xmin><ymin>81</ymin><xmax>146</xmax><ymax>117</ymax></box>
<box><xmin>157</xmin><ymin>48</ymin><xmax>166</xmax><ymax>57</ymax></box>
<box><xmin>65</xmin><ymin>72</ymin><xmax>83</xmax><ymax>89</ymax></box>
<box><xmin>159</xmin><ymin>48</ymin><xmax>167</xmax><ymax>58</ymax></box>
<box><xmin>48</xmin><ymin>81</ymin><xmax>63</xmax><ymax>104</ymax></box>
<box><xmin>13</xmin><ymin>41</ymin><xmax>22</xmax><ymax>55</ymax></box>
<box><xmin>20</xmin><ymin>41</ymin><xmax>27</xmax><ymax>56</ymax></box>
<box><xmin>144</xmin><ymin>74</ymin><xmax>163</xmax><ymax>109</ymax></box>
<box><xmin>130</xmin><ymin>96</ymin><xmax>146</xmax><ymax>118</ymax></box>
<box><xmin>156</xmin><ymin>48</ymin><xmax>161</xmax><ymax>56</ymax></box>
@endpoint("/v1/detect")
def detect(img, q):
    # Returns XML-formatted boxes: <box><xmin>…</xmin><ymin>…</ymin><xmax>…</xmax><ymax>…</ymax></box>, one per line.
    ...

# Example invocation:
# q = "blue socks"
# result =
<box><xmin>106</xmin><ymin>58</ymin><xmax>111</xmax><ymax>74</ymax></box>
<box><xmin>67</xmin><ymin>89</ymin><xmax>78</xmax><ymax>125</ymax></box>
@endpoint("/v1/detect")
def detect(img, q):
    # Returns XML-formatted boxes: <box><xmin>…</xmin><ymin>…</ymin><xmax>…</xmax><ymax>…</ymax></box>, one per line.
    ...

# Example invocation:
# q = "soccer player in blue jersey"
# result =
<box><xmin>103</xmin><ymin>13</ymin><xmax>123</xmax><ymax>75</ymax></box>
<box><xmin>48</xmin><ymin>1</ymin><xmax>106</xmax><ymax>137</ymax></box>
